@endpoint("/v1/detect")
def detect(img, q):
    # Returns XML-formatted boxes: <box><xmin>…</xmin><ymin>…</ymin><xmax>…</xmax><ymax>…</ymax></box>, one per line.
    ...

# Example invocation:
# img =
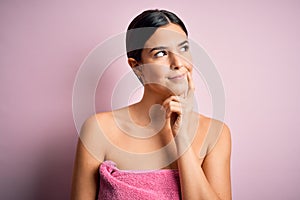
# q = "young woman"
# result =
<box><xmin>71</xmin><ymin>9</ymin><xmax>232</xmax><ymax>200</ymax></box>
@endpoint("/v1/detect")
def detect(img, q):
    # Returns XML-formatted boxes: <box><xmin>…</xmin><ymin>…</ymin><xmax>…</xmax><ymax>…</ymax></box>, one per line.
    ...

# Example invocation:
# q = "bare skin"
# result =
<box><xmin>71</xmin><ymin>23</ymin><xmax>232</xmax><ymax>200</ymax></box>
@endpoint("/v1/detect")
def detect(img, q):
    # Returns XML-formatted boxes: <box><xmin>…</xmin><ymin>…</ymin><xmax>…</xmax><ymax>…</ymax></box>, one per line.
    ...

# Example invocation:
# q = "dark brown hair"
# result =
<box><xmin>126</xmin><ymin>9</ymin><xmax>188</xmax><ymax>62</ymax></box>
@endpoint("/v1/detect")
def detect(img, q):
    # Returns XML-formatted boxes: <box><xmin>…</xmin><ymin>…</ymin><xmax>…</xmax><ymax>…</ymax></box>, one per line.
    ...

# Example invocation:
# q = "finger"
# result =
<box><xmin>187</xmin><ymin>72</ymin><xmax>195</xmax><ymax>92</ymax></box>
<box><xmin>187</xmin><ymin>72</ymin><xmax>195</xmax><ymax>98</ymax></box>
<box><xmin>164</xmin><ymin>100</ymin><xmax>181</xmax><ymax>112</ymax></box>
<box><xmin>168</xmin><ymin>101</ymin><xmax>182</xmax><ymax>111</ymax></box>
<box><xmin>162</xmin><ymin>96</ymin><xmax>180</xmax><ymax>108</ymax></box>
<box><xmin>166</xmin><ymin>106</ymin><xmax>182</xmax><ymax>118</ymax></box>
<box><xmin>165</xmin><ymin>102</ymin><xmax>182</xmax><ymax>118</ymax></box>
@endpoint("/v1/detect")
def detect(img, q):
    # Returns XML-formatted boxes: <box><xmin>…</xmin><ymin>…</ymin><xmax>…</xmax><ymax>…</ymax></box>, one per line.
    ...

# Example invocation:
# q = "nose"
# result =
<box><xmin>169</xmin><ymin>52</ymin><xmax>191</xmax><ymax>71</ymax></box>
<box><xmin>170</xmin><ymin>52</ymin><xmax>183</xmax><ymax>70</ymax></box>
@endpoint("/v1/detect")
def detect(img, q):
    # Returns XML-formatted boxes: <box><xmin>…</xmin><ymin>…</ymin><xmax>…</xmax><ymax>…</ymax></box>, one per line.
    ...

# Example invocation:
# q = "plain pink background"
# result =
<box><xmin>1</xmin><ymin>0</ymin><xmax>300</xmax><ymax>199</ymax></box>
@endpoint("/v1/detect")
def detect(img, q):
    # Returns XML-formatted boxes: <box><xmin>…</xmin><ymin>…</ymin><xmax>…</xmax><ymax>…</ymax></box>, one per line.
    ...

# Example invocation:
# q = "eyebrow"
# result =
<box><xmin>149</xmin><ymin>40</ymin><xmax>189</xmax><ymax>53</ymax></box>
<box><xmin>178</xmin><ymin>40</ymin><xmax>189</xmax><ymax>47</ymax></box>
<box><xmin>149</xmin><ymin>46</ymin><xmax>167</xmax><ymax>53</ymax></box>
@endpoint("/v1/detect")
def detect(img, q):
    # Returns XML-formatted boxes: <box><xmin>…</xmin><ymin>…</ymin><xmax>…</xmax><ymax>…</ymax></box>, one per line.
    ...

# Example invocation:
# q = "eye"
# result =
<box><xmin>180</xmin><ymin>45</ymin><xmax>189</xmax><ymax>52</ymax></box>
<box><xmin>154</xmin><ymin>51</ymin><xmax>167</xmax><ymax>58</ymax></box>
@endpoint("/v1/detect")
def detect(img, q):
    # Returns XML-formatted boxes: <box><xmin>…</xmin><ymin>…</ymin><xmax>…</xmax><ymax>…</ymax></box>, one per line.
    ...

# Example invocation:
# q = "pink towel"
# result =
<box><xmin>98</xmin><ymin>160</ymin><xmax>181</xmax><ymax>200</ymax></box>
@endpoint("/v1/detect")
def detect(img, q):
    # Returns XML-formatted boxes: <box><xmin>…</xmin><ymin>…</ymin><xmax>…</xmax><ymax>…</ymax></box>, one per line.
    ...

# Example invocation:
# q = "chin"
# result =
<box><xmin>169</xmin><ymin>84</ymin><xmax>188</xmax><ymax>96</ymax></box>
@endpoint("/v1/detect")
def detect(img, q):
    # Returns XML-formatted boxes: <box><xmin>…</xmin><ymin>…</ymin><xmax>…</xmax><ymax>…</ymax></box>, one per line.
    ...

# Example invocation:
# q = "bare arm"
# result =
<box><xmin>163</xmin><ymin>72</ymin><xmax>232</xmax><ymax>199</ymax></box>
<box><xmin>177</xmin><ymin>122</ymin><xmax>232</xmax><ymax>200</ymax></box>
<box><xmin>71</xmin><ymin>116</ymin><xmax>104</xmax><ymax>200</ymax></box>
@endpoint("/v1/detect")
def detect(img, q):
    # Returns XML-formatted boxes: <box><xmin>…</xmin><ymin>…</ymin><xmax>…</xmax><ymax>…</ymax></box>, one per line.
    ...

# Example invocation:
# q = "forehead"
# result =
<box><xmin>143</xmin><ymin>23</ymin><xmax>188</xmax><ymax>49</ymax></box>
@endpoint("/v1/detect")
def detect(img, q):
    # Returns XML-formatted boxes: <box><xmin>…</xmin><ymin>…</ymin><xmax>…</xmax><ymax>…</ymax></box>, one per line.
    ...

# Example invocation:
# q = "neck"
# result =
<box><xmin>129</xmin><ymin>87</ymin><xmax>171</xmax><ymax>126</ymax></box>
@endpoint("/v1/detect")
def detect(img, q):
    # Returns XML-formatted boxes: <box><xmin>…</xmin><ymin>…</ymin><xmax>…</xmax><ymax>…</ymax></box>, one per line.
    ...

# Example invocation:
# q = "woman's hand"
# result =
<box><xmin>162</xmin><ymin>72</ymin><xmax>197</xmax><ymax>147</ymax></box>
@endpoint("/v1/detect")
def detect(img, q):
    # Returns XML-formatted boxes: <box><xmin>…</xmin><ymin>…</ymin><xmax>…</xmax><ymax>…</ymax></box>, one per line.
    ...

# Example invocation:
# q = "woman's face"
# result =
<box><xmin>136</xmin><ymin>23</ymin><xmax>193</xmax><ymax>97</ymax></box>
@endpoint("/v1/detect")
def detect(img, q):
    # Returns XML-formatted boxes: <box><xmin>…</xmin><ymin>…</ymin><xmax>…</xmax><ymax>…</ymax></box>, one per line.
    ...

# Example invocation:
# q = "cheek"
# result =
<box><xmin>183</xmin><ymin>59</ymin><xmax>193</xmax><ymax>72</ymax></box>
<box><xmin>184</xmin><ymin>56</ymin><xmax>193</xmax><ymax>71</ymax></box>
<box><xmin>143</xmin><ymin>66</ymin><xmax>168</xmax><ymax>83</ymax></box>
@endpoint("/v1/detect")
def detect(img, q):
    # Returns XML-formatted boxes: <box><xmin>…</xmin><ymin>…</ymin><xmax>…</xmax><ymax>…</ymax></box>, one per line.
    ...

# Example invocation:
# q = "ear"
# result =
<box><xmin>128</xmin><ymin>58</ymin><xmax>144</xmax><ymax>84</ymax></box>
<box><xmin>128</xmin><ymin>58</ymin><xmax>139</xmax><ymax>68</ymax></box>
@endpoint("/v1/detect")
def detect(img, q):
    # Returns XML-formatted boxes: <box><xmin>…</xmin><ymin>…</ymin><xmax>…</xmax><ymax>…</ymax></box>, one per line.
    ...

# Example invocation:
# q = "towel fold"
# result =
<box><xmin>98</xmin><ymin>160</ymin><xmax>181</xmax><ymax>200</ymax></box>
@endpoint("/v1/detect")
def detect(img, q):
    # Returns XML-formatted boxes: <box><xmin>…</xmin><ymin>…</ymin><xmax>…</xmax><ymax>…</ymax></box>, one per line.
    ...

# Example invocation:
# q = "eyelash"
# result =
<box><xmin>154</xmin><ymin>51</ymin><xmax>167</xmax><ymax>58</ymax></box>
<box><xmin>153</xmin><ymin>45</ymin><xmax>189</xmax><ymax>58</ymax></box>
<box><xmin>180</xmin><ymin>45</ymin><xmax>189</xmax><ymax>52</ymax></box>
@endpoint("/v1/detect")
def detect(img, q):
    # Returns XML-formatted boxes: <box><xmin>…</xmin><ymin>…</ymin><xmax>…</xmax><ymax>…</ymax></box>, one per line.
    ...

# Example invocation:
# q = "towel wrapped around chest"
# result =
<box><xmin>98</xmin><ymin>160</ymin><xmax>181</xmax><ymax>200</ymax></box>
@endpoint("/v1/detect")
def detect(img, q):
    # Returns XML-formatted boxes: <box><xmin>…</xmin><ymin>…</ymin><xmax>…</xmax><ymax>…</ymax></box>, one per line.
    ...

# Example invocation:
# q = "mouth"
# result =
<box><xmin>168</xmin><ymin>73</ymin><xmax>186</xmax><ymax>80</ymax></box>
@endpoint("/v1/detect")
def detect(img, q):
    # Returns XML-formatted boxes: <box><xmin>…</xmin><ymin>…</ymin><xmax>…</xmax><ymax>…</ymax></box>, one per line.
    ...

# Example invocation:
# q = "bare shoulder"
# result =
<box><xmin>197</xmin><ymin>115</ymin><xmax>232</xmax><ymax>199</ymax></box>
<box><xmin>95</xmin><ymin>111</ymin><xmax>113</xmax><ymax>122</ymax></box>
<box><xmin>94</xmin><ymin>108</ymin><xmax>127</xmax><ymax>134</ymax></box>
<box><xmin>80</xmin><ymin>111</ymin><xmax>115</xmax><ymax>135</ymax></box>
<box><xmin>78</xmin><ymin>111</ymin><xmax>117</xmax><ymax>162</ymax></box>
<box><xmin>196</xmin><ymin>113</ymin><xmax>231</xmax><ymax>159</ymax></box>
<box><xmin>81</xmin><ymin>108</ymin><xmax>130</xmax><ymax>152</ymax></box>
<box><xmin>198</xmin><ymin>114</ymin><xmax>231</xmax><ymax>136</ymax></box>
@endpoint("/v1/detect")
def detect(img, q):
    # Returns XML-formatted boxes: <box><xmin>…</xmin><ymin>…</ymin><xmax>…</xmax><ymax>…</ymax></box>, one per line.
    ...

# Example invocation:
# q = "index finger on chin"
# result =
<box><xmin>187</xmin><ymin>72</ymin><xmax>195</xmax><ymax>92</ymax></box>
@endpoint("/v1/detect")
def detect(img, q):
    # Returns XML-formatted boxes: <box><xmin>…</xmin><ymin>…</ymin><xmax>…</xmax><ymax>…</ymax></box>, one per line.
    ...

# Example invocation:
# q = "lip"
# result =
<box><xmin>168</xmin><ymin>73</ymin><xmax>186</xmax><ymax>80</ymax></box>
